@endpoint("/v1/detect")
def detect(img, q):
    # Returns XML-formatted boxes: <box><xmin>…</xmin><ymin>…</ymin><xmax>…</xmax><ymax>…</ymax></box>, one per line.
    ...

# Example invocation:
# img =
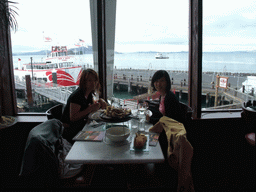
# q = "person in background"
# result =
<box><xmin>61</xmin><ymin>69</ymin><xmax>107</xmax><ymax>144</ymax></box>
<box><xmin>145</xmin><ymin>70</ymin><xmax>183</xmax><ymax>161</ymax></box>
<box><xmin>146</xmin><ymin>70</ymin><xmax>183</xmax><ymax>125</ymax></box>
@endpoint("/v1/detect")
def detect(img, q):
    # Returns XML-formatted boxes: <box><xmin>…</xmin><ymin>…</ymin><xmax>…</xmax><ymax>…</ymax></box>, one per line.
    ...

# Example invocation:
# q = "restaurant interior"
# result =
<box><xmin>0</xmin><ymin>0</ymin><xmax>255</xmax><ymax>191</ymax></box>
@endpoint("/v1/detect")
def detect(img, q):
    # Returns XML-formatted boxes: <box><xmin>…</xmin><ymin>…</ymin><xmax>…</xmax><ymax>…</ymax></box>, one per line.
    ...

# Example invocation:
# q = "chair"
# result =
<box><xmin>179</xmin><ymin>102</ymin><xmax>193</xmax><ymax>123</ymax></box>
<box><xmin>45</xmin><ymin>104</ymin><xmax>96</xmax><ymax>187</ymax></box>
<box><xmin>46</xmin><ymin>104</ymin><xmax>64</xmax><ymax>120</ymax></box>
<box><xmin>145</xmin><ymin>100</ymin><xmax>193</xmax><ymax>123</ymax></box>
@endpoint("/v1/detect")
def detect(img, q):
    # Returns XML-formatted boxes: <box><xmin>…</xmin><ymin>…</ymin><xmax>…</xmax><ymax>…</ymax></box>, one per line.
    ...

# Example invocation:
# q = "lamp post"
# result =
<box><xmin>30</xmin><ymin>57</ymin><xmax>34</xmax><ymax>80</ymax></box>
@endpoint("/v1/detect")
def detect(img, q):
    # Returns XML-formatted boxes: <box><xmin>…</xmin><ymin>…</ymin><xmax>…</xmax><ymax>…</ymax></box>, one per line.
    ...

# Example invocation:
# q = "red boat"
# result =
<box><xmin>14</xmin><ymin>46</ymin><xmax>83</xmax><ymax>87</ymax></box>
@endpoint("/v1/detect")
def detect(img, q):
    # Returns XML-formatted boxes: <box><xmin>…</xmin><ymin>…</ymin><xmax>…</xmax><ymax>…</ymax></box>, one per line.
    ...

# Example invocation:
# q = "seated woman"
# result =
<box><xmin>61</xmin><ymin>69</ymin><xmax>107</xmax><ymax>144</ymax></box>
<box><xmin>146</xmin><ymin>70</ymin><xmax>183</xmax><ymax>125</ymax></box>
<box><xmin>146</xmin><ymin>70</ymin><xmax>183</xmax><ymax>160</ymax></box>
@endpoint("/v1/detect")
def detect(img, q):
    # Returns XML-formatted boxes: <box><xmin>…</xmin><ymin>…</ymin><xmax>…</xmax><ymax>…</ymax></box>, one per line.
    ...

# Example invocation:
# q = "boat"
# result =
<box><xmin>14</xmin><ymin>46</ymin><xmax>83</xmax><ymax>87</ymax></box>
<box><xmin>155</xmin><ymin>53</ymin><xmax>169</xmax><ymax>59</ymax></box>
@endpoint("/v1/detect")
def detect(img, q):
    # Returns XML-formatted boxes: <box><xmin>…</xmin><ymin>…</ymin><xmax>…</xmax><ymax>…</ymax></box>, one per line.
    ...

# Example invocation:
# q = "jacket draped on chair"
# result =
<box><xmin>149</xmin><ymin>116</ymin><xmax>194</xmax><ymax>192</ymax></box>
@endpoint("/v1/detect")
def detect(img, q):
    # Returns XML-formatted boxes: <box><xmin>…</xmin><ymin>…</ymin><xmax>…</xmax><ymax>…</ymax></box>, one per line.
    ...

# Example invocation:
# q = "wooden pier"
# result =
<box><xmin>113</xmin><ymin>69</ymin><xmax>256</xmax><ymax>108</ymax></box>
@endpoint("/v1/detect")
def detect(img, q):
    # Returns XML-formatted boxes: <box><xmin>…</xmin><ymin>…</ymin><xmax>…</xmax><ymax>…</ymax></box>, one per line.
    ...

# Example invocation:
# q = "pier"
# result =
<box><xmin>113</xmin><ymin>69</ymin><xmax>256</xmax><ymax>109</ymax></box>
<box><xmin>14</xmin><ymin>69</ymin><xmax>256</xmax><ymax>111</ymax></box>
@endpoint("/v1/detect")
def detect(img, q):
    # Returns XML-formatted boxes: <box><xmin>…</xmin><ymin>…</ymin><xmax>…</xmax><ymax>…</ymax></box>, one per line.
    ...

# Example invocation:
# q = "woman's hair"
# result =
<box><xmin>79</xmin><ymin>69</ymin><xmax>100</xmax><ymax>95</ymax></box>
<box><xmin>151</xmin><ymin>70</ymin><xmax>171</xmax><ymax>92</ymax></box>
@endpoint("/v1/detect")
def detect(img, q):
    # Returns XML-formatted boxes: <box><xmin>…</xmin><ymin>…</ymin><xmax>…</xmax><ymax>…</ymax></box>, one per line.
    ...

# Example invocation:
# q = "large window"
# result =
<box><xmin>109</xmin><ymin>0</ymin><xmax>189</xmax><ymax>109</ymax></box>
<box><xmin>202</xmin><ymin>0</ymin><xmax>256</xmax><ymax>110</ymax></box>
<box><xmin>2</xmin><ymin>0</ymin><xmax>255</xmax><ymax>118</ymax></box>
<box><xmin>11</xmin><ymin>0</ymin><xmax>93</xmax><ymax>112</ymax></box>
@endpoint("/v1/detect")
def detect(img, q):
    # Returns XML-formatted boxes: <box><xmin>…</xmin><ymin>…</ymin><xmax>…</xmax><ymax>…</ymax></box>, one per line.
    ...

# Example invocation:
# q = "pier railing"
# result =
<box><xmin>224</xmin><ymin>87</ymin><xmax>256</xmax><ymax>103</ymax></box>
<box><xmin>15</xmin><ymin>75</ymin><xmax>255</xmax><ymax>110</ymax></box>
<box><xmin>15</xmin><ymin>79</ymin><xmax>74</xmax><ymax>104</ymax></box>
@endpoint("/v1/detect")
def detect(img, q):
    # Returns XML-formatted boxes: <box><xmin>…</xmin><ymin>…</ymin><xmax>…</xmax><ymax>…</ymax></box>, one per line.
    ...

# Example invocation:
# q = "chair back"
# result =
<box><xmin>46</xmin><ymin>104</ymin><xmax>64</xmax><ymax>120</ymax></box>
<box><xmin>179</xmin><ymin>102</ymin><xmax>193</xmax><ymax>123</ymax></box>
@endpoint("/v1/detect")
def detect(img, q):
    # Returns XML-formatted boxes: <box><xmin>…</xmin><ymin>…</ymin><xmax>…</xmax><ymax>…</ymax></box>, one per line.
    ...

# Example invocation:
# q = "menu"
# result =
<box><xmin>149</xmin><ymin>133</ymin><xmax>160</xmax><ymax>146</ymax></box>
<box><xmin>73</xmin><ymin>130</ymin><xmax>105</xmax><ymax>141</ymax></box>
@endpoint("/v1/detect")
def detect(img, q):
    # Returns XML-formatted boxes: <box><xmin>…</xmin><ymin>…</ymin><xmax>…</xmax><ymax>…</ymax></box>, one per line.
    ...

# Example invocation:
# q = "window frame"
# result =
<box><xmin>1</xmin><ymin>0</ymin><xmax>242</xmax><ymax>119</ymax></box>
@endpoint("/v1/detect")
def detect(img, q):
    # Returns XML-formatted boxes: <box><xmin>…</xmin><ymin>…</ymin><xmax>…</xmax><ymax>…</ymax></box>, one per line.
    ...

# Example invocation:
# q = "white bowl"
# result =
<box><xmin>105</xmin><ymin>126</ymin><xmax>130</xmax><ymax>142</ymax></box>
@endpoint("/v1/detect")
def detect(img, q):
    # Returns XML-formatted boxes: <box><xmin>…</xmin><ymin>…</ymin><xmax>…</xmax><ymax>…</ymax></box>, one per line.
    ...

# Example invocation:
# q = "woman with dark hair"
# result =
<box><xmin>147</xmin><ymin>70</ymin><xmax>182</xmax><ymax>125</ymax></box>
<box><xmin>61</xmin><ymin>69</ymin><xmax>107</xmax><ymax>144</ymax></box>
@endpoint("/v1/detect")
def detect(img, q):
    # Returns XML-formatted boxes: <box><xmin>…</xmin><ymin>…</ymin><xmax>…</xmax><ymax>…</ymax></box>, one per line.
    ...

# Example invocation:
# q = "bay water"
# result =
<box><xmin>13</xmin><ymin>52</ymin><xmax>256</xmax><ymax>73</ymax></box>
<box><xmin>13</xmin><ymin>52</ymin><xmax>256</xmax><ymax>103</ymax></box>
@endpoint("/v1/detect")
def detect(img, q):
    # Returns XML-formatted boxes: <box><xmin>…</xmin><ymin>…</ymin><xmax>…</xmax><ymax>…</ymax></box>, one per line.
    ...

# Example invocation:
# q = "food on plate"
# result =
<box><xmin>104</xmin><ymin>106</ymin><xmax>131</xmax><ymax>118</ymax></box>
<box><xmin>134</xmin><ymin>133</ymin><xmax>147</xmax><ymax>149</ymax></box>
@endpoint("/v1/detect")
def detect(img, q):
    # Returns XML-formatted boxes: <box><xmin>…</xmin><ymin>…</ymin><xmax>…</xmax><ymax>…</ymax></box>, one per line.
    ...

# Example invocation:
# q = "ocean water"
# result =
<box><xmin>13</xmin><ymin>52</ymin><xmax>256</xmax><ymax>110</ymax></box>
<box><xmin>13</xmin><ymin>51</ymin><xmax>256</xmax><ymax>73</ymax></box>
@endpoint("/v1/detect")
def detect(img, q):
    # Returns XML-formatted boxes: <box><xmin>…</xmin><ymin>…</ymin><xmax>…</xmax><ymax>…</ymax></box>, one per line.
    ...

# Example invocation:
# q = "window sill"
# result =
<box><xmin>201</xmin><ymin>111</ymin><xmax>242</xmax><ymax>119</ymax></box>
<box><xmin>11</xmin><ymin>110</ymin><xmax>243</xmax><ymax>123</ymax></box>
<box><xmin>16</xmin><ymin>113</ymin><xmax>48</xmax><ymax>123</ymax></box>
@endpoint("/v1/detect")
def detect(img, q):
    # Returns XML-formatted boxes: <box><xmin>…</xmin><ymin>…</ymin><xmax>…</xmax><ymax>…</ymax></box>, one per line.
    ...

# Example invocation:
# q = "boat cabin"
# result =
<box><xmin>49</xmin><ymin>46</ymin><xmax>68</xmax><ymax>58</ymax></box>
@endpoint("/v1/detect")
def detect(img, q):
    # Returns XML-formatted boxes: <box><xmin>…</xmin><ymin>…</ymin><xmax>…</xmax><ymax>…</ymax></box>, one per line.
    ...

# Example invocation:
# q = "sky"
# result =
<box><xmin>10</xmin><ymin>0</ymin><xmax>256</xmax><ymax>53</ymax></box>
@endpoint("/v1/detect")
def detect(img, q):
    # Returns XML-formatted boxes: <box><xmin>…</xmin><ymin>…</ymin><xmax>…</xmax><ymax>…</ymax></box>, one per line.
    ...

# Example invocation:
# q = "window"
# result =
<box><xmin>107</xmin><ymin>0</ymin><xmax>189</xmax><ymax>109</ymax></box>
<box><xmin>202</xmin><ymin>0</ymin><xmax>256</xmax><ymax>110</ymax></box>
<box><xmin>2</xmin><ymin>0</ymin><xmax>255</xmax><ymax>118</ymax></box>
<box><xmin>10</xmin><ymin>0</ymin><xmax>92</xmax><ymax>113</ymax></box>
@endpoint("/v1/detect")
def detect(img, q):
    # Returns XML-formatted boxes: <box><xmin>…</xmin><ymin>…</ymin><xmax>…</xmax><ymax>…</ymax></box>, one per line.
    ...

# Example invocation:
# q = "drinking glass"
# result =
<box><xmin>137</xmin><ymin>103</ymin><xmax>147</xmax><ymax>132</ymax></box>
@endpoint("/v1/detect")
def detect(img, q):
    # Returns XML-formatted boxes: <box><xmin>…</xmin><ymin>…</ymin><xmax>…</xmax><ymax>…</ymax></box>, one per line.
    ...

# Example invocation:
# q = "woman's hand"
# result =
<box><xmin>98</xmin><ymin>98</ymin><xmax>108</xmax><ymax>109</ymax></box>
<box><xmin>90</xmin><ymin>102</ymin><xmax>101</xmax><ymax>113</ymax></box>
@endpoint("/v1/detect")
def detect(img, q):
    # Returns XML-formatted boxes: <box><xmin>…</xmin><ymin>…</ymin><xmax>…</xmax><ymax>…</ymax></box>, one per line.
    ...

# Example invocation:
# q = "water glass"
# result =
<box><xmin>138</xmin><ymin>113</ymin><xmax>146</xmax><ymax>132</ymax></box>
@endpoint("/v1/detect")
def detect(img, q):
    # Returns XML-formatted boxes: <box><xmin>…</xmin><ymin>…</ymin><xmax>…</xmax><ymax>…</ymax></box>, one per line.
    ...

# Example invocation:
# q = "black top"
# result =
<box><xmin>61</xmin><ymin>87</ymin><xmax>93</xmax><ymax>125</ymax></box>
<box><xmin>149</xmin><ymin>90</ymin><xmax>183</xmax><ymax>125</ymax></box>
<box><xmin>61</xmin><ymin>88</ymin><xmax>93</xmax><ymax>143</ymax></box>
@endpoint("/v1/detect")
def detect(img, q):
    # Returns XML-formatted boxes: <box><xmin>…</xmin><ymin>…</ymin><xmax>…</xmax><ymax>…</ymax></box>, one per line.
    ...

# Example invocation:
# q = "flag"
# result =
<box><xmin>79</xmin><ymin>39</ymin><xmax>85</xmax><ymax>43</ymax></box>
<box><xmin>44</xmin><ymin>36</ymin><xmax>52</xmax><ymax>42</ymax></box>
<box><xmin>75</xmin><ymin>44</ymin><xmax>81</xmax><ymax>47</ymax></box>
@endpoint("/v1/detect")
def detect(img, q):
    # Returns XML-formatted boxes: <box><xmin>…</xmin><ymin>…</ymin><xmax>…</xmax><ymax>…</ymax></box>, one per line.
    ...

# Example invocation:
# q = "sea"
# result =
<box><xmin>13</xmin><ymin>51</ymin><xmax>256</xmax><ymax>103</ymax></box>
<box><xmin>13</xmin><ymin>51</ymin><xmax>256</xmax><ymax>73</ymax></box>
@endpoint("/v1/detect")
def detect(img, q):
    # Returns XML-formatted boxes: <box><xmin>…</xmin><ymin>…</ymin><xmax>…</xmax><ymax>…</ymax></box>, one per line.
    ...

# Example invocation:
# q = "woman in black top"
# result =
<box><xmin>147</xmin><ymin>70</ymin><xmax>183</xmax><ymax>125</ymax></box>
<box><xmin>146</xmin><ymin>70</ymin><xmax>183</xmax><ymax>160</ymax></box>
<box><xmin>61</xmin><ymin>69</ymin><xmax>107</xmax><ymax>144</ymax></box>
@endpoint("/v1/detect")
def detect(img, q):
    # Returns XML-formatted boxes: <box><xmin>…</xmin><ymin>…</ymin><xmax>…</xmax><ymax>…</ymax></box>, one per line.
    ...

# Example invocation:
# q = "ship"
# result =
<box><xmin>155</xmin><ymin>52</ymin><xmax>169</xmax><ymax>59</ymax></box>
<box><xmin>14</xmin><ymin>46</ymin><xmax>83</xmax><ymax>87</ymax></box>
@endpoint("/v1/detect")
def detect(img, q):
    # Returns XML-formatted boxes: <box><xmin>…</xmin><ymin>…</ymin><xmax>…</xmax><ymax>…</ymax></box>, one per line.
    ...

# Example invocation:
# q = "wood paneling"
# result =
<box><xmin>189</xmin><ymin>0</ymin><xmax>203</xmax><ymax>119</ymax></box>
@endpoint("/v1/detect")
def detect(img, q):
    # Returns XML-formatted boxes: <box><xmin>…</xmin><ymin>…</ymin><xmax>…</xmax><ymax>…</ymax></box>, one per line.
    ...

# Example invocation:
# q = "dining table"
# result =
<box><xmin>64</xmin><ymin>112</ymin><xmax>165</xmax><ymax>165</ymax></box>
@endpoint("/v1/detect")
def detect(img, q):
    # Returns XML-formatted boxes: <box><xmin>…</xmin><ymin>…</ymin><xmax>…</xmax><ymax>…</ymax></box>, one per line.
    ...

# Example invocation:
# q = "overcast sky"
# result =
<box><xmin>11</xmin><ymin>0</ymin><xmax>256</xmax><ymax>53</ymax></box>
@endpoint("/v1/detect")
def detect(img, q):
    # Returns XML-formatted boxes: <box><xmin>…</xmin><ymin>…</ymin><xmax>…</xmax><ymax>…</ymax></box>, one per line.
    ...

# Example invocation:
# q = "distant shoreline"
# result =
<box><xmin>12</xmin><ymin>50</ymin><xmax>256</xmax><ymax>56</ymax></box>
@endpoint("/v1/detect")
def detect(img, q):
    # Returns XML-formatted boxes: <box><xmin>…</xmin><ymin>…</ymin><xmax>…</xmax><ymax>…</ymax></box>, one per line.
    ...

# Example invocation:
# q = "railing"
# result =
<box><xmin>15</xmin><ymin>78</ymin><xmax>255</xmax><ymax>110</ymax></box>
<box><xmin>225</xmin><ymin>87</ymin><xmax>256</xmax><ymax>102</ymax></box>
<box><xmin>15</xmin><ymin>79</ymin><xmax>74</xmax><ymax>104</ymax></box>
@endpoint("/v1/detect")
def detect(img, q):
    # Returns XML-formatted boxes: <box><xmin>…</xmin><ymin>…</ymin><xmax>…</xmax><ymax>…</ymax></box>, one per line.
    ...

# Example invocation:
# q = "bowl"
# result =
<box><xmin>105</xmin><ymin>126</ymin><xmax>130</xmax><ymax>142</ymax></box>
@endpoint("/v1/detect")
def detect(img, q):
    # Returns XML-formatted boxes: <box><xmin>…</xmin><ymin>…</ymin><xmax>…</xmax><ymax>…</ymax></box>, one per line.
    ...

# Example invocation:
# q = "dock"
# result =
<box><xmin>14</xmin><ymin>69</ymin><xmax>256</xmax><ymax>111</ymax></box>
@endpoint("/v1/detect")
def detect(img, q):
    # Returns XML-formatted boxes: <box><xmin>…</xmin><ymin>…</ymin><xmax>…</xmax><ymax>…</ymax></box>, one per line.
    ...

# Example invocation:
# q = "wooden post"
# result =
<box><xmin>179</xmin><ymin>90</ymin><xmax>182</xmax><ymax>101</ymax></box>
<box><xmin>25</xmin><ymin>75</ymin><xmax>33</xmax><ymax>107</ymax></box>
<box><xmin>214</xmin><ymin>75</ymin><xmax>219</xmax><ymax>107</ymax></box>
<box><xmin>30</xmin><ymin>57</ymin><xmax>34</xmax><ymax>81</ymax></box>
<box><xmin>206</xmin><ymin>93</ymin><xmax>209</xmax><ymax>107</ymax></box>
<box><xmin>128</xmin><ymin>78</ymin><xmax>131</xmax><ymax>93</ymax></box>
<box><xmin>148</xmin><ymin>83</ymin><xmax>152</xmax><ymax>94</ymax></box>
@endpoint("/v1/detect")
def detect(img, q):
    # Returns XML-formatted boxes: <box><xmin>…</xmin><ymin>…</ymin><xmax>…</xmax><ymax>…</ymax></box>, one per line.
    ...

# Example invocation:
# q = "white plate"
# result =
<box><xmin>89</xmin><ymin>109</ymin><xmax>105</xmax><ymax>121</ymax></box>
<box><xmin>130</xmin><ymin>135</ymin><xmax>149</xmax><ymax>152</ymax></box>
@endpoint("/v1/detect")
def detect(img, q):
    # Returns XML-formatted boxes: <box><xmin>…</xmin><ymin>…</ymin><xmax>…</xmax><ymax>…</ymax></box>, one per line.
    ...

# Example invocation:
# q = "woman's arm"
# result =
<box><xmin>70</xmin><ymin>102</ymin><xmax>100</xmax><ymax>122</ymax></box>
